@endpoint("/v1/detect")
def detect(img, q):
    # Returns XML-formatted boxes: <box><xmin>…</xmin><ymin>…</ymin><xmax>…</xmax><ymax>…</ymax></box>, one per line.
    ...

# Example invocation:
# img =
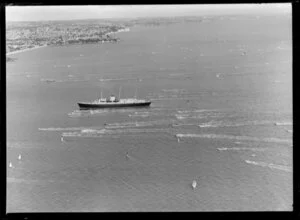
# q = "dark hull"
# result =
<box><xmin>78</xmin><ymin>101</ymin><xmax>151</xmax><ymax>109</ymax></box>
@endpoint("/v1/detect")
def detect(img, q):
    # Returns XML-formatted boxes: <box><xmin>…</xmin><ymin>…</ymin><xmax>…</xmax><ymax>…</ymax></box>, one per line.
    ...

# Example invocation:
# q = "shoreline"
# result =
<box><xmin>6</xmin><ymin>45</ymin><xmax>48</xmax><ymax>56</ymax></box>
<box><xmin>6</xmin><ymin>28</ymin><xmax>130</xmax><ymax>57</ymax></box>
<box><xmin>106</xmin><ymin>27</ymin><xmax>130</xmax><ymax>36</ymax></box>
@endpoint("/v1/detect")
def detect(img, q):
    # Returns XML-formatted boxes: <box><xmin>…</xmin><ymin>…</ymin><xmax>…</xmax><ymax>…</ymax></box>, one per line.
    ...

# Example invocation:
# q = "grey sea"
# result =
<box><xmin>7</xmin><ymin>14</ymin><xmax>292</xmax><ymax>211</ymax></box>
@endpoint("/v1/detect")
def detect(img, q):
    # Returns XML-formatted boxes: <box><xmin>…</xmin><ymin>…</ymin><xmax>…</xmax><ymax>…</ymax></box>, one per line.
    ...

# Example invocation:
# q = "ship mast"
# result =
<box><xmin>134</xmin><ymin>87</ymin><xmax>137</xmax><ymax>99</ymax></box>
<box><xmin>118</xmin><ymin>86</ymin><xmax>122</xmax><ymax>100</ymax></box>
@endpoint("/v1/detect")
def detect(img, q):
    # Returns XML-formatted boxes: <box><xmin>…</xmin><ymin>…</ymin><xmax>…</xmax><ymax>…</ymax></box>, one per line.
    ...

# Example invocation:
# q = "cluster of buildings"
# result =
<box><xmin>6</xmin><ymin>21</ymin><xmax>126</xmax><ymax>54</ymax></box>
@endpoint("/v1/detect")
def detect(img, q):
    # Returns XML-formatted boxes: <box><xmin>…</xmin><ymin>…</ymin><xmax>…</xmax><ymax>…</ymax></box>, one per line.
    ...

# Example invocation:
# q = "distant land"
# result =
<box><xmin>6</xmin><ymin>16</ymin><xmax>207</xmax><ymax>56</ymax></box>
<box><xmin>6</xmin><ymin>14</ymin><xmax>288</xmax><ymax>56</ymax></box>
<box><xmin>6</xmin><ymin>20</ymin><xmax>127</xmax><ymax>55</ymax></box>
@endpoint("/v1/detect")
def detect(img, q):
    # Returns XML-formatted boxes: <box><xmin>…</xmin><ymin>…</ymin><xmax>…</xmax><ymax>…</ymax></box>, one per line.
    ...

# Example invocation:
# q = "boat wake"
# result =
<box><xmin>40</xmin><ymin>118</ymin><xmax>173</xmax><ymax>133</ymax></box>
<box><xmin>62</xmin><ymin>127</ymin><xmax>172</xmax><ymax>138</ymax></box>
<box><xmin>175</xmin><ymin>133</ymin><xmax>293</xmax><ymax>144</ymax></box>
<box><xmin>7</xmin><ymin>177</ymin><xmax>56</xmax><ymax>184</ymax></box>
<box><xmin>177</xmin><ymin>109</ymin><xmax>218</xmax><ymax>114</ymax></box>
<box><xmin>171</xmin><ymin>123</ymin><xmax>197</xmax><ymax>127</ymax></box>
<box><xmin>245</xmin><ymin>160</ymin><xmax>292</xmax><ymax>172</ymax></box>
<box><xmin>68</xmin><ymin>109</ymin><xmax>143</xmax><ymax>117</ymax></box>
<box><xmin>99</xmin><ymin>77</ymin><xmax>141</xmax><ymax>82</ymax></box>
<box><xmin>167</xmin><ymin>73</ymin><xmax>194</xmax><ymax>78</ymax></box>
<box><xmin>40</xmin><ymin>78</ymin><xmax>57</xmax><ymax>83</ymax></box>
<box><xmin>175</xmin><ymin>111</ymin><xmax>225</xmax><ymax>120</ymax></box>
<box><xmin>7</xmin><ymin>141</ymin><xmax>44</xmax><ymax>149</ymax></box>
<box><xmin>147</xmin><ymin>91</ymin><xmax>214</xmax><ymax>100</ymax></box>
<box><xmin>68</xmin><ymin>109</ymin><xmax>112</xmax><ymax>117</ymax></box>
<box><xmin>274</xmin><ymin>122</ymin><xmax>293</xmax><ymax>126</ymax></box>
<box><xmin>68</xmin><ymin>106</ymin><xmax>166</xmax><ymax>118</ymax></box>
<box><xmin>175</xmin><ymin>114</ymin><xmax>207</xmax><ymax>120</ymax></box>
<box><xmin>39</xmin><ymin>126</ymin><xmax>103</xmax><ymax>131</ymax></box>
<box><xmin>105</xmin><ymin>119</ymin><xmax>172</xmax><ymax>129</ymax></box>
<box><xmin>198</xmin><ymin>120</ymin><xmax>274</xmax><ymax>128</ymax></box>
<box><xmin>128</xmin><ymin>111</ymin><xmax>169</xmax><ymax>118</ymax></box>
<box><xmin>162</xmin><ymin>89</ymin><xmax>187</xmax><ymax>94</ymax></box>
<box><xmin>128</xmin><ymin>112</ymin><xmax>152</xmax><ymax>118</ymax></box>
<box><xmin>41</xmin><ymin>78</ymin><xmax>88</xmax><ymax>83</ymax></box>
<box><xmin>217</xmin><ymin>147</ymin><xmax>267</xmax><ymax>152</ymax></box>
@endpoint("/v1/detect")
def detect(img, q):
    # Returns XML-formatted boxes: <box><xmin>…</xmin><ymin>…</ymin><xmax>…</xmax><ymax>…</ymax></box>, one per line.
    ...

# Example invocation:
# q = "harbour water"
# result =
<box><xmin>7</xmin><ymin>13</ymin><xmax>292</xmax><ymax>211</ymax></box>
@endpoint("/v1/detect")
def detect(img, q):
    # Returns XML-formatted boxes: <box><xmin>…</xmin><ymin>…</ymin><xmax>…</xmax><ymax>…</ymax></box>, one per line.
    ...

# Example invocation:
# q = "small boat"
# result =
<box><xmin>78</xmin><ymin>87</ymin><xmax>151</xmax><ymax>109</ymax></box>
<box><xmin>192</xmin><ymin>180</ymin><xmax>197</xmax><ymax>189</ymax></box>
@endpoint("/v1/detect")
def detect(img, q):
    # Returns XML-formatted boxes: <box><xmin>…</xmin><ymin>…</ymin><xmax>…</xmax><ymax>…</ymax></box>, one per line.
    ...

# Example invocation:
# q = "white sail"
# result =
<box><xmin>192</xmin><ymin>180</ymin><xmax>197</xmax><ymax>189</ymax></box>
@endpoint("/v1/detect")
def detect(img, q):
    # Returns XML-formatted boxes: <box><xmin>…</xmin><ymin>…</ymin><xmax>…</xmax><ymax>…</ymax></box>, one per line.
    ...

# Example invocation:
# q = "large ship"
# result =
<box><xmin>78</xmin><ymin>88</ymin><xmax>151</xmax><ymax>109</ymax></box>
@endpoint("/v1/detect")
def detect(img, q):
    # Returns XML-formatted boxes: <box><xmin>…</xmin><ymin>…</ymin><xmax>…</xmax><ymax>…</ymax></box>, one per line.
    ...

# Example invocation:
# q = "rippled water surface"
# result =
<box><xmin>7</xmin><ymin>14</ymin><xmax>292</xmax><ymax>211</ymax></box>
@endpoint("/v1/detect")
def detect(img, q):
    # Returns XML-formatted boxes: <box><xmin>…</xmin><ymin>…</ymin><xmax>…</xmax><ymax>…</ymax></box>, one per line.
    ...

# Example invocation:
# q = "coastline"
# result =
<box><xmin>6</xmin><ymin>45</ymin><xmax>48</xmax><ymax>56</ymax></box>
<box><xmin>6</xmin><ymin>28</ymin><xmax>130</xmax><ymax>57</ymax></box>
<box><xmin>106</xmin><ymin>27</ymin><xmax>130</xmax><ymax>36</ymax></box>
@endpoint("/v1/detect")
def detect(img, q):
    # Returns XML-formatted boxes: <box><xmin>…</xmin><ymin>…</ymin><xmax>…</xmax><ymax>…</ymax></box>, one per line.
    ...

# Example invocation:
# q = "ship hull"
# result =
<box><xmin>78</xmin><ymin>101</ymin><xmax>151</xmax><ymax>109</ymax></box>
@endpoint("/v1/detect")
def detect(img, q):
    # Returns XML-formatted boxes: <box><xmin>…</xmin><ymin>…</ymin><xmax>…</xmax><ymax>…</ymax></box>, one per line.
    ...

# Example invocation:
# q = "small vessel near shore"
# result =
<box><xmin>78</xmin><ymin>87</ymin><xmax>151</xmax><ymax>109</ymax></box>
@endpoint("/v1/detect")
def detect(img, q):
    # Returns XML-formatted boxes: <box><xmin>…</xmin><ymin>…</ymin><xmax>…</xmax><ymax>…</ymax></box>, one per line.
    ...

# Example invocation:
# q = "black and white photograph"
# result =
<box><xmin>6</xmin><ymin>4</ymin><xmax>292</xmax><ymax>212</ymax></box>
